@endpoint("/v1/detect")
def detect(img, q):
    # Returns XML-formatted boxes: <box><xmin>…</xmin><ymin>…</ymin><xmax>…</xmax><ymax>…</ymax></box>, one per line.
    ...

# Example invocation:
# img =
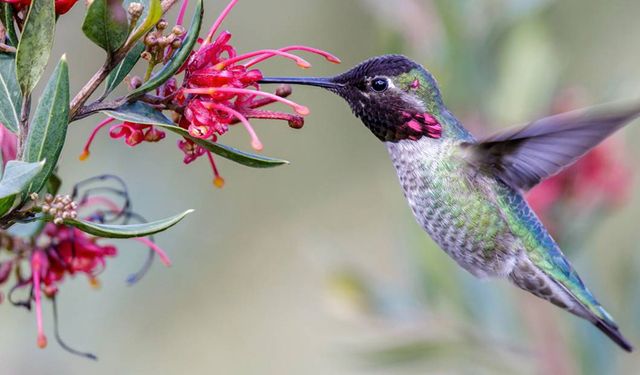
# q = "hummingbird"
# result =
<box><xmin>260</xmin><ymin>54</ymin><xmax>637</xmax><ymax>351</ymax></box>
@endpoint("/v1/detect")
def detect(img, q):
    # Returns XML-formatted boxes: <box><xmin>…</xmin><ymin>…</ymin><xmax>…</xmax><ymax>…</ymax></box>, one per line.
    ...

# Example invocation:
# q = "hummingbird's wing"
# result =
<box><xmin>463</xmin><ymin>104</ymin><xmax>640</xmax><ymax>191</ymax></box>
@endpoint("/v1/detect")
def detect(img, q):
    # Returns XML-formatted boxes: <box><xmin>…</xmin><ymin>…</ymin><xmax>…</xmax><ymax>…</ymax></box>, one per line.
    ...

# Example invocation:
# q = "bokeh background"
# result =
<box><xmin>3</xmin><ymin>0</ymin><xmax>640</xmax><ymax>373</ymax></box>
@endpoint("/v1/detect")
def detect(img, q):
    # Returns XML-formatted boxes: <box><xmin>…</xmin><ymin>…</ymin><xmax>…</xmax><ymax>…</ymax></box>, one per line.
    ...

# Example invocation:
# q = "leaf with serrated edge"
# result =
<box><xmin>103</xmin><ymin>102</ymin><xmax>289</xmax><ymax>168</ymax></box>
<box><xmin>105</xmin><ymin>42</ymin><xmax>145</xmax><ymax>95</ymax></box>
<box><xmin>16</xmin><ymin>0</ymin><xmax>55</xmax><ymax>95</ymax></box>
<box><xmin>82</xmin><ymin>0</ymin><xmax>129</xmax><ymax>53</ymax></box>
<box><xmin>0</xmin><ymin>54</ymin><xmax>21</xmax><ymax>133</ymax></box>
<box><xmin>63</xmin><ymin>209</ymin><xmax>193</xmax><ymax>238</ymax></box>
<box><xmin>23</xmin><ymin>56</ymin><xmax>69</xmax><ymax>196</ymax></box>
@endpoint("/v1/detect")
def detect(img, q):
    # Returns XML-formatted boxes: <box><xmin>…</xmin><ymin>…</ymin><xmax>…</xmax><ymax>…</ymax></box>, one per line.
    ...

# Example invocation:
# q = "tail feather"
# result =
<box><xmin>594</xmin><ymin>319</ymin><xmax>633</xmax><ymax>352</ymax></box>
<box><xmin>509</xmin><ymin>257</ymin><xmax>634</xmax><ymax>352</ymax></box>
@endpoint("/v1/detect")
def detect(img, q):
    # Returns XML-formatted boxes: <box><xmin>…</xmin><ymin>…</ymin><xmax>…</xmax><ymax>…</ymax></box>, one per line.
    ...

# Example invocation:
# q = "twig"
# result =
<box><xmin>69</xmin><ymin>0</ymin><xmax>181</xmax><ymax>120</ymax></box>
<box><xmin>71</xmin><ymin>99</ymin><xmax>127</xmax><ymax>122</ymax></box>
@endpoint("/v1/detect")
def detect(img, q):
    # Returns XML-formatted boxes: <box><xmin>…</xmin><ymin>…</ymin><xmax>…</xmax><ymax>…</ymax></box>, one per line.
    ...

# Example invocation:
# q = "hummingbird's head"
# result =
<box><xmin>261</xmin><ymin>55</ymin><xmax>446</xmax><ymax>142</ymax></box>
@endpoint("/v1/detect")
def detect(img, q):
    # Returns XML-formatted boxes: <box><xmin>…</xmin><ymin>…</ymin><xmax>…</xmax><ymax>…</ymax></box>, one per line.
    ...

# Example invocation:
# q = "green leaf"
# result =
<box><xmin>82</xmin><ymin>0</ymin><xmax>129</xmax><ymax>54</ymax></box>
<box><xmin>63</xmin><ymin>209</ymin><xmax>193</xmax><ymax>238</ymax></box>
<box><xmin>128</xmin><ymin>0</ymin><xmax>203</xmax><ymax>98</ymax></box>
<box><xmin>1</xmin><ymin>4</ymin><xmax>18</xmax><ymax>47</ymax></box>
<box><xmin>128</xmin><ymin>0</ymin><xmax>161</xmax><ymax>44</ymax></box>
<box><xmin>15</xmin><ymin>0</ymin><xmax>55</xmax><ymax>95</ymax></box>
<box><xmin>0</xmin><ymin>54</ymin><xmax>21</xmax><ymax>133</ymax></box>
<box><xmin>0</xmin><ymin>160</ymin><xmax>45</xmax><ymax>199</ymax></box>
<box><xmin>22</xmin><ymin>56</ymin><xmax>69</xmax><ymax>196</ymax></box>
<box><xmin>103</xmin><ymin>102</ymin><xmax>290</xmax><ymax>168</ymax></box>
<box><xmin>0</xmin><ymin>160</ymin><xmax>45</xmax><ymax>216</ymax></box>
<box><xmin>166</xmin><ymin>126</ymin><xmax>290</xmax><ymax>169</ymax></box>
<box><xmin>104</xmin><ymin>41</ymin><xmax>145</xmax><ymax>95</ymax></box>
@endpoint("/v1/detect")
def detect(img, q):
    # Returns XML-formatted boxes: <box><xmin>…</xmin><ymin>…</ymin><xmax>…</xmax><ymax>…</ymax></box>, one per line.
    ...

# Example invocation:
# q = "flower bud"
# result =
<box><xmin>128</xmin><ymin>2</ymin><xmax>144</xmax><ymax>18</ymax></box>
<box><xmin>172</xmin><ymin>25</ymin><xmax>186</xmax><ymax>36</ymax></box>
<box><xmin>156</xmin><ymin>19</ymin><xmax>168</xmax><ymax>30</ymax></box>
<box><xmin>144</xmin><ymin>33</ymin><xmax>158</xmax><ymax>46</ymax></box>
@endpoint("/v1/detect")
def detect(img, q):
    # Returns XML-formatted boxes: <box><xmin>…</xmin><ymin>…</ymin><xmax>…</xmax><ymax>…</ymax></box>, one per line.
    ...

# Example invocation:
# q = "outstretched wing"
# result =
<box><xmin>463</xmin><ymin>103</ymin><xmax>640</xmax><ymax>191</ymax></box>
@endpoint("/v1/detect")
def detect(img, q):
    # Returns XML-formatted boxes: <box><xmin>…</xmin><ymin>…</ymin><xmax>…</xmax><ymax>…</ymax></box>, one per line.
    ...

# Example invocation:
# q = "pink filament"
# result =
<box><xmin>245</xmin><ymin>45</ymin><xmax>341</xmax><ymax>67</ymax></box>
<box><xmin>31</xmin><ymin>252</ymin><xmax>47</xmax><ymax>348</ymax></box>
<box><xmin>205</xmin><ymin>102</ymin><xmax>263</xmax><ymax>150</ymax></box>
<box><xmin>206</xmin><ymin>151</ymin><xmax>221</xmax><ymax>178</ymax></box>
<box><xmin>215</xmin><ymin>49</ymin><xmax>311</xmax><ymax>70</ymax></box>
<box><xmin>80</xmin><ymin>197</ymin><xmax>123</xmax><ymax>216</ymax></box>
<box><xmin>132</xmin><ymin>237</ymin><xmax>172</xmax><ymax>267</ymax></box>
<box><xmin>202</xmin><ymin>0</ymin><xmax>238</xmax><ymax>46</ymax></box>
<box><xmin>184</xmin><ymin>87</ymin><xmax>310</xmax><ymax>115</ymax></box>
<box><xmin>81</xmin><ymin>118</ymin><xmax>115</xmax><ymax>157</ymax></box>
<box><xmin>175</xmin><ymin>0</ymin><xmax>190</xmax><ymax>25</ymax></box>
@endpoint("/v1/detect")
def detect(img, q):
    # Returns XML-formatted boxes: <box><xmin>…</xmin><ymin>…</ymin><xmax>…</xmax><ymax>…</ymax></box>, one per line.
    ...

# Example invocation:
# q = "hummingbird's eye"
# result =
<box><xmin>371</xmin><ymin>77</ymin><xmax>389</xmax><ymax>92</ymax></box>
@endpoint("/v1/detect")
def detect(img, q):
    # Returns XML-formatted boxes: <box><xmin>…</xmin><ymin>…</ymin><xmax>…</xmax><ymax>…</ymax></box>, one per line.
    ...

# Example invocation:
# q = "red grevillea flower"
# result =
<box><xmin>80</xmin><ymin>0</ymin><xmax>339</xmax><ymax>187</ymax></box>
<box><xmin>0</xmin><ymin>0</ymin><xmax>79</xmax><ymax>15</ymax></box>
<box><xmin>527</xmin><ymin>139</ymin><xmax>631</xmax><ymax>216</ymax></box>
<box><xmin>0</xmin><ymin>123</ymin><xmax>17</xmax><ymax>165</ymax></box>
<box><xmin>0</xmin><ymin>176</ymin><xmax>170</xmax><ymax>358</ymax></box>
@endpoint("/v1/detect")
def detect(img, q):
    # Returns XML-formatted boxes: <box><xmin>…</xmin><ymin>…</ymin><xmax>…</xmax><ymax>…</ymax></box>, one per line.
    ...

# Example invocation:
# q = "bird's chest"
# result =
<box><xmin>385</xmin><ymin>138</ymin><xmax>516</xmax><ymax>277</ymax></box>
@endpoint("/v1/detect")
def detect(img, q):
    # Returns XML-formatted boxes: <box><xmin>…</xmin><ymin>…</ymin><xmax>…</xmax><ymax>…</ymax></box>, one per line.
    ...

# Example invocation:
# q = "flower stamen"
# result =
<box><xmin>244</xmin><ymin>45</ymin><xmax>341</xmax><ymax>67</ymax></box>
<box><xmin>202</xmin><ymin>0</ymin><xmax>238</xmax><ymax>46</ymax></box>
<box><xmin>80</xmin><ymin>118</ymin><xmax>115</xmax><ymax>161</ymax></box>
<box><xmin>206</xmin><ymin>151</ymin><xmax>225</xmax><ymax>188</ymax></box>
<box><xmin>214</xmin><ymin>49</ymin><xmax>311</xmax><ymax>70</ymax></box>
<box><xmin>204</xmin><ymin>102</ymin><xmax>263</xmax><ymax>150</ymax></box>
<box><xmin>184</xmin><ymin>87</ymin><xmax>310</xmax><ymax>115</ymax></box>
<box><xmin>31</xmin><ymin>252</ymin><xmax>47</xmax><ymax>349</ymax></box>
<box><xmin>132</xmin><ymin>237</ymin><xmax>172</xmax><ymax>267</ymax></box>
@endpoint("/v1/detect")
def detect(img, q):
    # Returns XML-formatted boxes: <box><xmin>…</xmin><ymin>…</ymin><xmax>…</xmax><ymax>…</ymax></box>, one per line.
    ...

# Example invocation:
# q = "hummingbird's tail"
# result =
<box><xmin>593</xmin><ymin>319</ymin><xmax>633</xmax><ymax>352</ymax></box>
<box><xmin>509</xmin><ymin>256</ymin><xmax>633</xmax><ymax>352</ymax></box>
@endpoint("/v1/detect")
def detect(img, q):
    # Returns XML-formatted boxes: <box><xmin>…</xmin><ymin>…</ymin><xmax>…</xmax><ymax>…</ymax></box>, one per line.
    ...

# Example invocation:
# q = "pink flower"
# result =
<box><xmin>0</xmin><ymin>0</ymin><xmax>79</xmax><ymax>15</ymax></box>
<box><xmin>0</xmin><ymin>176</ymin><xmax>171</xmax><ymax>358</ymax></box>
<box><xmin>0</xmin><ymin>123</ymin><xmax>17</xmax><ymax>166</ymax></box>
<box><xmin>81</xmin><ymin>0</ymin><xmax>339</xmax><ymax>187</ymax></box>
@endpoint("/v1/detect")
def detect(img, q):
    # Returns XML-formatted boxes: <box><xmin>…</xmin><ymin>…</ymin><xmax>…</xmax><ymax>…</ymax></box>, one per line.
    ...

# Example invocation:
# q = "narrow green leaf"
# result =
<box><xmin>128</xmin><ymin>0</ymin><xmax>203</xmax><ymax>98</ymax></box>
<box><xmin>165</xmin><ymin>126</ymin><xmax>290</xmax><ymax>169</ymax></box>
<box><xmin>0</xmin><ymin>160</ymin><xmax>45</xmax><ymax>216</ymax></box>
<box><xmin>15</xmin><ymin>0</ymin><xmax>55</xmax><ymax>95</ymax></box>
<box><xmin>0</xmin><ymin>196</ymin><xmax>14</xmax><ymax>217</ymax></box>
<box><xmin>128</xmin><ymin>0</ymin><xmax>161</xmax><ymax>43</ymax></box>
<box><xmin>23</xmin><ymin>56</ymin><xmax>69</xmax><ymax>196</ymax></box>
<box><xmin>1</xmin><ymin>4</ymin><xmax>18</xmax><ymax>47</ymax></box>
<box><xmin>0</xmin><ymin>54</ymin><xmax>21</xmax><ymax>133</ymax></box>
<box><xmin>104</xmin><ymin>41</ymin><xmax>145</xmax><ymax>95</ymax></box>
<box><xmin>103</xmin><ymin>102</ymin><xmax>290</xmax><ymax>168</ymax></box>
<box><xmin>82</xmin><ymin>0</ymin><xmax>129</xmax><ymax>54</ymax></box>
<box><xmin>63</xmin><ymin>209</ymin><xmax>193</xmax><ymax>238</ymax></box>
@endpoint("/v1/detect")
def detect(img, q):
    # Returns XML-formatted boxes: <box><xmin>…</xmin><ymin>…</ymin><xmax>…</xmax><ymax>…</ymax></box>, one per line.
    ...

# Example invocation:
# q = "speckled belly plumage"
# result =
<box><xmin>386</xmin><ymin>138</ymin><xmax>519</xmax><ymax>278</ymax></box>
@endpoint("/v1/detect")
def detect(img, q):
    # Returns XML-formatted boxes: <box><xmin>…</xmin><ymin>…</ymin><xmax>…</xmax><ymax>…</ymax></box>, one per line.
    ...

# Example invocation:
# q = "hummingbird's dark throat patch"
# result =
<box><xmin>363</xmin><ymin>109</ymin><xmax>442</xmax><ymax>142</ymax></box>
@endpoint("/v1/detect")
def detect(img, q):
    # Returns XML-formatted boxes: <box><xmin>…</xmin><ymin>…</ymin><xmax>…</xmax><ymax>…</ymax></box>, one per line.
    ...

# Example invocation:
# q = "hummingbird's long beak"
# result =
<box><xmin>259</xmin><ymin>76</ymin><xmax>342</xmax><ymax>89</ymax></box>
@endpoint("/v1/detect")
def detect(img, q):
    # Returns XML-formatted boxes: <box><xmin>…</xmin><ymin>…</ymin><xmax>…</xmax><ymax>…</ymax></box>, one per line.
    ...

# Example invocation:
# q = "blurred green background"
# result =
<box><xmin>4</xmin><ymin>0</ymin><xmax>640</xmax><ymax>373</ymax></box>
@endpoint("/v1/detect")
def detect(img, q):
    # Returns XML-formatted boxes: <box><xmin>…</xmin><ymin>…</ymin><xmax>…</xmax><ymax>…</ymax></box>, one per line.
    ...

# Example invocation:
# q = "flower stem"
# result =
<box><xmin>69</xmin><ymin>0</ymin><xmax>181</xmax><ymax>120</ymax></box>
